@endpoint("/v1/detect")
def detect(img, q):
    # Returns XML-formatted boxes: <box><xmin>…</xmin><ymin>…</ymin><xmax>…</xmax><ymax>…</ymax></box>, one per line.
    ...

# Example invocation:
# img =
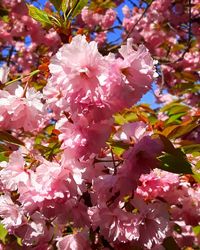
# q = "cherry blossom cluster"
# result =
<box><xmin>0</xmin><ymin>0</ymin><xmax>199</xmax><ymax>249</ymax></box>
<box><xmin>81</xmin><ymin>7</ymin><xmax>116</xmax><ymax>44</ymax></box>
<box><xmin>122</xmin><ymin>0</ymin><xmax>200</xmax><ymax>101</ymax></box>
<box><xmin>0</xmin><ymin>0</ymin><xmax>61</xmax><ymax>74</ymax></box>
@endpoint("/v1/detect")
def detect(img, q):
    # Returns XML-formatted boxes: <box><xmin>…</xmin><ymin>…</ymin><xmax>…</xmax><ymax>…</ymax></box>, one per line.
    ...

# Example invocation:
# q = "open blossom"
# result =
<box><xmin>119</xmin><ymin>39</ymin><xmax>155</xmax><ymax>88</ymax></box>
<box><xmin>56</xmin><ymin>116</ymin><xmax>112</xmax><ymax>158</ymax></box>
<box><xmin>18</xmin><ymin>159</ymin><xmax>81</xmax><ymax>218</ymax></box>
<box><xmin>15</xmin><ymin>212</ymin><xmax>53</xmax><ymax>247</ymax></box>
<box><xmin>89</xmin><ymin>199</ymin><xmax>170</xmax><ymax>248</ymax></box>
<box><xmin>56</xmin><ymin>231</ymin><xmax>91</xmax><ymax>250</ymax></box>
<box><xmin>47</xmin><ymin>35</ymin><xmax>106</xmax><ymax>97</ymax></box>
<box><xmin>0</xmin><ymin>195</ymin><xmax>24</xmax><ymax>230</ymax></box>
<box><xmin>131</xmin><ymin>197</ymin><xmax>170</xmax><ymax>249</ymax></box>
<box><xmin>0</xmin><ymin>86</ymin><xmax>46</xmax><ymax>131</ymax></box>
<box><xmin>81</xmin><ymin>7</ymin><xmax>116</xmax><ymax>30</ymax></box>
<box><xmin>137</xmin><ymin>169</ymin><xmax>179</xmax><ymax>200</ymax></box>
<box><xmin>88</xmin><ymin>206</ymin><xmax>140</xmax><ymax>243</ymax></box>
<box><xmin>44</xmin><ymin>35</ymin><xmax>155</xmax><ymax>160</ymax></box>
<box><xmin>121</xmin><ymin>136</ymin><xmax>163</xmax><ymax>180</ymax></box>
<box><xmin>0</xmin><ymin>64</ymin><xmax>9</xmax><ymax>84</ymax></box>
<box><xmin>114</xmin><ymin>121</ymin><xmax>150</xmax><ymax>143</ymax></box>
<box><xmin>0</xmin><ymin>150</ymin><xmax>31</xmax><ymax>191</ymax></box>
<box><xmin>44</xmin><ymin>35</ymin><xmax>154</xmax><ymax>119</ymax></box>
<box><xmin>0</xmin><ymin>0</ymin><xmax>199</xmax><ymax>248</ymax></box>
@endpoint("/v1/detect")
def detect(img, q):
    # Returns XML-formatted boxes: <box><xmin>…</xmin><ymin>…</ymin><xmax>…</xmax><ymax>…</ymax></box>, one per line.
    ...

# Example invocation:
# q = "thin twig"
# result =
<box><xmin>6</xmin><ymin>46</ymin><xmax>14</xmax><ymax>67</ymax></box>
<box><xmin>171</xmin><ymin>0</ymin><xmax>192</xmax><ymax>64</ymax></box>
<box><xmin>111</xmin><ymin>149</ymin><xmax>117</xmax><ymax>175</ymax></box>
<box><xmin>107</xmin><ymin>1</ymin><xmax>154</xmax><ymax>52</ymax></box>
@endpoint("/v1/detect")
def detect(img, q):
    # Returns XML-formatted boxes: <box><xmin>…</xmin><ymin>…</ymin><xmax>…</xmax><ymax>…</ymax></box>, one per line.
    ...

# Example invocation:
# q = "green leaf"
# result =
<box><xmin>193</xmin><ymin>171</ymin><xmax>200</xmax><ymax>183</ymax></box>
<box><xmin>168</xmin><ymin>105</ymin><xmax>188</xmax><ymax>116</ymax></box>
<box><xmin>114</xmin><ymin>112</ymin><xmax>138</xmax><ymax>125</ymax></box>
<box><xmin>158</xmin><ymin>151</ymin><xmax>193</xmax><ymax>174</ymax></box>
<box><xmin>157</xmin><ymin>135</ymin><xmax>193</xmax><ymax>174</ymax></box>
<box><xmin>166</xmin><ymin>113</ymin><xmax>185</xmax><ymax>125</ymax></box>
<box><xmin>193</xmin><ymin>225</ymin><xmax>200</xmax><ymax>236</ymax></box>
<box><xmin>28</xmin><ymin>5</ymin><xmax>52</xmax><ymax>27</ymax></box>
<box><xmin>49</xmin><ymin>0</ymin><xmax>62</xmax><ymax>11</ymax></box>
<box><xmin>90</xmin><ymin>0</ymin><xmax>116</xmax><ymax>9</ymax></box>
<box><xmin>71</xmin><ymin>0</ymin><xmax>88</xmax><ymax>18</ymax></box>
<box><xmin>162</xmin><ymin>237</ymin><xmax>181</xmax><ymax>250</ymax></box>
<box><xmin>162</xmin><ymin>122</ymin><xmax>199</xmax><ymax>139</ymax></box>
<box><xmin>17</xmin><ymin>237</ymin><xmax>22</xmax><ymax>246</ymax></box>
<box><xmin>61</xmin><ymin>0</ymin><xmax>69</xmax><ymax>14</ymax></box>
<box><xmin>161</xmin><ymin>102</ymin><xmax>188</xmax><ymax>115</ymax></box>
<box><xmin>114</xmin><ymin>114</ymin><xmax>127</xmax><ymax>125</ymax></box>
<box><xmin>109</xmin><ymin>140</ymin><xmax>129</xmax><ymax>156</ymax></box>
<box><xmin>0</xmin><ymin>223</ymin><xmax>8</xmax><ymax>244</ymax></box>
<box><xmin>0</xmin><ymin>131</ymin><xmax>25</xmax><ymax>146</ymax></box>
<box><xmin>0</xmin><ymin>152</ymin><xmax>8</xmax><ymax>162</ymax></box>
<box><xmin>182</xmin><ymin>144</ymin><xmax>200</xmax><ymax>154</ymax></box>
<box><xmin>144</xmin><ymin>0</ymin><xmax>153</xmax><ymax>4</ymax></box>
<box><xmin>0</xmin><ymin>8</ymin><xmax>9</xmax><ymax>22</ymax></box>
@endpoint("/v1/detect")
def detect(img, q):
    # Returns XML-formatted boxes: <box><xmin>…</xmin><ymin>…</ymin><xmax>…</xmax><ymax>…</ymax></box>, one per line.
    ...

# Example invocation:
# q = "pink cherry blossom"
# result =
<box><xmin>0</xmin><ymin>86</ymin><xmax>46</xmax><ymax>131</ymax></box>
<box><xmin>0</xmin><ymin>150</ymin><xmax>31</xmax><ymax>191</ymax></box>
<box><xmin>0</xmin><ymin>195</ymin><xmax>24</xmax><ymax>230</ymax></box>
<box><xmin>56</xmin><ymin>231</ymin><xmax>91</xmax><ymax>250</ymax></box>
<box><xmin>0</xmin><ymin>64</ymin><xmax>9</xmax><ymax>84</ymax></box>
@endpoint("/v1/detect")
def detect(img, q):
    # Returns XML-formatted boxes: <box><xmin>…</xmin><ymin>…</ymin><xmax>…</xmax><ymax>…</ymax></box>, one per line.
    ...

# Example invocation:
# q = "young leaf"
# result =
<box><xmin>0</xmin><ymin>131</ymin><xmax>25</xmax><ymax>146</ymax></box>
<box><xmin>157</xmin><ymin>134</ymin><xmax>193</xmax><ymax>174</ymax></box>
<box><xmin>162</xmin><ymin>122</ymin><xmax>199</xmax><ymax>139</ymax></box>
<box><xmin>158</xmin><ymin>151</ymin><xmax>193</xmax><ymax>174</ymax></box>
<box><xmin>109</xmin><ymin>140</ymin><xmax>129</xmax><ymax>156</ymax></box>
<box><xmin>61</xmin><ymin>0</ymin><xmax>69</xmax><ymax>15</ymax></box>
<box><xmin>193</xmin><ymin>225</ymin><xmax>200</xmax><ymax>236</ymax></box>
<box><xmin>28</xmin><ymin>5</ymin><xmax>52</xmax><ymax>27</ymax></box>
<box><xmin>182</xmin><ymin>144</ymin><xmax>200</xmax><ymax>154</ymax></box>
<box><xmin>0</xmin><ymin>223</ymin><xmax>8</xmax><ymax>244</ymax></box>
<box><xmin>71</xmin><ymin>0</ymin><xmax>88</xmax><ymax>18</ymax></box>
<box><xmin>162</xmin><ymin>237</ymin><xmax>181</xmax><ymax>250</ymax></box>
<box><xmin>49</xmin><ymin>0</ymin><xmax>62</xmax><ymax>11</ymax></box>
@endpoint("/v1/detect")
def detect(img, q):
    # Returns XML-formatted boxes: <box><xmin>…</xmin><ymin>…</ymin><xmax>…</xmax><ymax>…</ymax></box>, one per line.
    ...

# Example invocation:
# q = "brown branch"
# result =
<box><xmin>170</xmin><ymin>0</ymin><xmax>192</xmax><ymax>64</ymax></box>
<box><xmin>6</xmin><ymin>46</ymin><xmax>14</xmax><ymax>67</ymax></box>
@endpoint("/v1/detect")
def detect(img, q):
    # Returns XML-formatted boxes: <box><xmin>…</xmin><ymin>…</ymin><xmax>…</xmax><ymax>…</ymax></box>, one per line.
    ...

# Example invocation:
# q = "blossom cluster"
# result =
<box><xmin>0</xmin><ymin>0</ymin><xmax>199</xmax><ymax>249</ymax></box>
<box><xmin>122</xmin><ymin>0</ymin><xmax>200</xmax><ymax>103</ymax></box>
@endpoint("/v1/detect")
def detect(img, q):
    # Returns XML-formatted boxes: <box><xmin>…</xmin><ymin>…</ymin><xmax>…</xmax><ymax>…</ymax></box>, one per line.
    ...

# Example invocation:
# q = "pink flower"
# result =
<box><xmin>119</xmin><ymin>39</ymin><xmax>155</xmax><ymax>90</ymax></box>
<box><xmin>95</xmin><ymin>31</ymin><xmax>107</xmax><ymax>45</ymax></box>
<box><xmin>56</xmin><ymin>116</ymin><xmax>112</xmax><ymax>158</ymax></box>
<box><xmin>81</xmin><ymin>7</ymin><xmax>100</xmax><ymax>28</ymax></box>
<box><xmin>0</xmin><ymin>86</ymin><xmax>46</xmax><ymax>131</ymax></box>
<box><xmin>101</xmin><ymin>9</ymin><xmax>116</xmax><ymax>29</ymax></box>
<box><xmin>88</xmin><ymin>206</ymin><xmax>140</xmax><ymax>243</ymax></box>
<box><xmin>0</xmin><ymin>64</ymin><xmax>9</xmax><ymax>84</ymax></box>
<box><xmin>114</xmin><ymin>121</ymin><xmax>150</xmax><ymax>143</ymax></box>
<box><xmin>122</xmin><ymin>5</ymin><xmax>131</xmax><ymax>18</ymax></box>
<box><xmin>18</xmin><ymin>158</ymin><xmax>76</xmax><ymax>216</ymax></box>
<box><xmin>130</xmin><ymin>197</ymin><xmax>170</xmax><ymax>249</ymax></box>
<box><xmin>44</xmin><ymin>35</ymin><xmax>154</xmax><ymax>125</ymax></box>
<box><xmin>0</xmin><ymin>195</ymin><xmax>24</xmax><ymax>230</ymax></box>
<box><xmin>122</xmin><ymin>136</ymin><xmax>163</xmax><ymax>179</ymax></box>
<box><xmin>15</xmin><ymin>212</ymin><xmax>53</xmax><ymax>246</ymax></box>
<box><xmin>0</xmin><ymin>150</ymin><xmax>31</xmax><ymax>191</ymax></box>
<box><xmin>172</xmin><ymin>221</ymin><xmax>200</xmax><ymax>248</ymax></box>
<box><xmin>81</xmin><ymin>7</ymin><xmax>116</xmax><ymax>30</ymax></box>
<box><xmin>56</xmin><ymin>231</ymin><xmax>91</xmax><ymax>250</ymax></box>
<box><xmin>137</xmin><ymin>169</ymin><xmax>179</xmax><ymax>200</ymax></box>
<box><xmin>48</xmin><ymin>35</ymin><xmax>106</xmax><ymax>97</ymax></box>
